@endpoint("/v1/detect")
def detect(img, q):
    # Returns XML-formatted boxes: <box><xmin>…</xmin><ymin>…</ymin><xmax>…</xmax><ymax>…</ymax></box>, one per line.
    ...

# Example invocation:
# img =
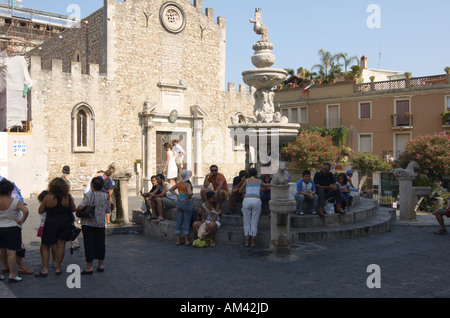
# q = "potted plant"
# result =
<box><xmin>369</xmin><ymin>75</ymin><xmax>376</xmax><ymax>82</ymax></box>
<box><xmin>391</xmin><ymin>113</ymin><xmax>397</xmax><ymax>118</ymax></box>
<box><xmin>405</xmin><ymin>112</ymin><xmax>413</xmax><ymax>117</ymax></box>
<box><xmin>404</xmin><ymin>72</ymin><xmax>412</xmax><ymax>79</ymax></box>
<box><xmin>380</xmin><ymin>195</ymin><xmax>397</xmax><ymax>207</ymax></box>
<box><xmin>445</xmin><ymin>67</ymin><xmax>450</xmax><ymax>75</ymax></box>
<box><xmin>441</xmin><ymin>110</ymin><xmax>450</xmax><ymax>124</ymax></box>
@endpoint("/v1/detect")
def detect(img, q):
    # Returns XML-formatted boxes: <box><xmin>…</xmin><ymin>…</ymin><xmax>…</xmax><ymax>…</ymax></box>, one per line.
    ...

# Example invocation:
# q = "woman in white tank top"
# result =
<box><xmin>239</xmin><ymin>168</ymin><xmax>270</xmax><ymax>247</ymax></box>
<box><xmin>0</xmin><ymin>179</ymin><xmax>29</xmax><ymax>282</ymax></box>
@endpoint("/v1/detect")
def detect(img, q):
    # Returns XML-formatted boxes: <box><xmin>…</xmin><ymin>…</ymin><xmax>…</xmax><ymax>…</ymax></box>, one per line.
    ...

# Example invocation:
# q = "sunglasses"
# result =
<box><xmin>210</xmin><ymin>169</ymin><xmax>218</xmax><ymax>172</ymax></box>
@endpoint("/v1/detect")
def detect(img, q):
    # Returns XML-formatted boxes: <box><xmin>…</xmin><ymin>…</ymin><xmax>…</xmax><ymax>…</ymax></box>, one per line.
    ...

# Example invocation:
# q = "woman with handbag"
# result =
<box><xmin>0</xmin><ymin>179</ymin><xmax>29</xmax><ymax>283</ymax></box>
<box><xmin>36</xmin><ymin>177</ymin><xmax>76</xmax><ymax>277</ymax></box>
<box><xmin>76</xmin><ymin>176</ymin><xmax>110</xmax><ymax>274</ymax></box>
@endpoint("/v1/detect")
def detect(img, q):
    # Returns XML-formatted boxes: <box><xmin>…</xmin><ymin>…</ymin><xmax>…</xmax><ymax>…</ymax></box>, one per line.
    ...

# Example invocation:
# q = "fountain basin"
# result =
<box><xmin>242</xmin><ymin>68</ymin><xmax>288</xmax><ymax>90</ymax></box>
<box><xmin>228</xmin><ymin>122</ymin><xmax>300</xmax><ymax>145</ymax></box>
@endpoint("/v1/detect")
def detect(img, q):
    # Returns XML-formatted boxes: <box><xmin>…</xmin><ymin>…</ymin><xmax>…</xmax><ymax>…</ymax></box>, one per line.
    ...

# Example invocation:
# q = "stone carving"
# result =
<box><xmin>394</xmin><ymin>161</ymin><xmax>419</xmax><ymax>180</ymax></box>
<box><xmin>241</xmin><ymin>8</ymin><xmax>289</xmax><ymax>124</ymax></box>
<box><xmin>271</xmin><ymin>161</ymin><xmax>289</xmax><ymax>186</ymax></box>
<box><xmin>250</xmin><ymin>8</ymin><xmax>269</xmax><ymax>43</ymax></box>
<box><xmin>273</xmin><ymin>112</ymin><xmax>288</xmax><ymax>124</ymax></box>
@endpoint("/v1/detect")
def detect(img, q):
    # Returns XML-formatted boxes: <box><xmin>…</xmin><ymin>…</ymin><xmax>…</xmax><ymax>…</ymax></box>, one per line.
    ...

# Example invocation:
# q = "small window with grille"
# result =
<box><xmin>72</xmin><ymin>103</ymin><xmax>94</xmax><ymax>153</ymax></box>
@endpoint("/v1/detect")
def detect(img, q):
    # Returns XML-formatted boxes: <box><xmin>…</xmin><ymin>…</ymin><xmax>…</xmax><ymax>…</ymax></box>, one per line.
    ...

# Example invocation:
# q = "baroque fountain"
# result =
<box><xmin>229</xmin><ymin>8</ymin><xmax>300</xmax><ymax>174</ymax></box>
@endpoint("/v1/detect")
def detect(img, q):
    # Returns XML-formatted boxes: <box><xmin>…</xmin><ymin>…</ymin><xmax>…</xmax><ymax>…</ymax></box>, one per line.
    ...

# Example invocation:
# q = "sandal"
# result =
<box><xmin>19</xmin><ymin>268</ymin><xmax>34</xmax><ymax>275</ymax></box>
<box><xmin>35</xmin><ymin>271</ymin><xmax>48</xmax><ymax>278</ymax></box>
<box><xmin>8</xmin><ymin>276</ymin><xmax>22</xmax><ymax>283</ymax></box>
<box><xmin>434</xmin><ymin>229</ymin><xmax>447</xmax><ymax>235</ymax></box>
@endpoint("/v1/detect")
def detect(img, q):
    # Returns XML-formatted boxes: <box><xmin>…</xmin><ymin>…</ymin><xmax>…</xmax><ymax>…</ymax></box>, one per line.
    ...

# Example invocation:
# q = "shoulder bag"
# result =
<box><xmin>77</xmin><ymin>192</ymin><xmax>96</xmax><ymax>218</ymax></box>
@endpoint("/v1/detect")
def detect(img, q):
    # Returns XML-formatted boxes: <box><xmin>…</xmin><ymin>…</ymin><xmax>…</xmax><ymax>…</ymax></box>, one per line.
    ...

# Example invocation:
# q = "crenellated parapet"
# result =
<box><xmin>30</xmin><ymin>55</ymin><xmax>107</xmax><ymax>81</ymax></box>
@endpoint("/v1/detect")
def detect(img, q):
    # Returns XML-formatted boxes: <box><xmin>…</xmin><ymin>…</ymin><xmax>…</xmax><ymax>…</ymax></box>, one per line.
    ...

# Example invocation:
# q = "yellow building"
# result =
<box><xmin>275</xmin><ymin>69</ymin><xmax>450</xmax><ymax>196</ymax></box>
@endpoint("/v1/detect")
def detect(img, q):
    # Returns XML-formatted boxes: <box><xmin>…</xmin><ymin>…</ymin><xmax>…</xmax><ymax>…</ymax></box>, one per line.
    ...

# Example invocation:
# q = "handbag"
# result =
<box><xmin>67</xmin><ymin>222</ymin><xmax>81</xmax><ymax>241</ymax></box>
<box><xmin>16</xmin><ymin>244</ymin><xmax>25</xmax><ymax>258</ymax></box>
<box><xmin>77</xmin><ymin>193</ymin><xmax>96</xmax><ymax>218</ymax></box>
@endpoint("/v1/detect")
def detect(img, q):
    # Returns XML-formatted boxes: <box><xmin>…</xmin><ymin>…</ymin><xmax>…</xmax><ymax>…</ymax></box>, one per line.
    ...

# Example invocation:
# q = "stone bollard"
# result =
<box><xmin>112</xmin><ymin>175</ymin><xmax>131</xmax><ymax>225</ymax></box>
<box><xmin>269</xmin><ymin>162</ymin><xmax>295</xmax><ymax>255</ymax></box>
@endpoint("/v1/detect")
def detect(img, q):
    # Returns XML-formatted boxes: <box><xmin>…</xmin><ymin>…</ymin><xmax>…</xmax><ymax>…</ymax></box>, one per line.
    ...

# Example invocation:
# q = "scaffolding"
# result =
<box><xmin>0</xmin><ymin>0</ymin><xmax>79</xmax><ymax>56</ymax></box>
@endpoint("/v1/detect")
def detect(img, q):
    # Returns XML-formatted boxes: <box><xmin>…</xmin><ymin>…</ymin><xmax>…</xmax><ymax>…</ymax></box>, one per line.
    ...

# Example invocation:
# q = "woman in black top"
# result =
<box><xmin>36</xmin><ymin>178</ymin><xmax>76</xmax><ymax>277</ymax></box>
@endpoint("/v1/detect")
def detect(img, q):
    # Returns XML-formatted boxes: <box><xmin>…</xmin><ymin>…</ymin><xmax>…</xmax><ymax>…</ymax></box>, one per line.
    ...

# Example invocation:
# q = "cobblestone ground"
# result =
<box><xmin>2</xmin><ymin>198</ymin><xmax>450</xmax><ymax>306</ymax></box>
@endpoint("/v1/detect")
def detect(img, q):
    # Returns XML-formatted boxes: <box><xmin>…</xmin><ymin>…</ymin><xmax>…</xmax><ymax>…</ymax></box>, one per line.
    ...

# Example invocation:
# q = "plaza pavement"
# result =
<box><xmin>1</xmin><ymin>195</ymin><xmax>450</xmax><ymax>303</ymax></box>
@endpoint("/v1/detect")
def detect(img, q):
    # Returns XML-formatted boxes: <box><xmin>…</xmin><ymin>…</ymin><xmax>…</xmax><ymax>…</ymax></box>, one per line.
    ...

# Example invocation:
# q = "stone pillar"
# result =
<box><xmin>112</xmin><ymin>176</ymin><xmax>131</xmax><ymax>225</ymax></box>
<box><xmin>269</xmin><ymin>183</ymin><xmax>295</xmax><ymax>255</ymax></box>
<box><xmin>141</xmin><ymin>103</ymin><xmax>155</xmax><ymax>192</ymax></box>
<box><xmin>394</xmin><ymin>162</ymin><xmax>419</xmax><ymax>221</ymax></box>
<box><xmin>397</xmin><ymin>177</ymin><xmax>416</xmax><ymax>220</ymax></box>
<box><xmin>193</xmin><ymin>119</ymin><xmax>204</xmax><ymax>186</ymax></box>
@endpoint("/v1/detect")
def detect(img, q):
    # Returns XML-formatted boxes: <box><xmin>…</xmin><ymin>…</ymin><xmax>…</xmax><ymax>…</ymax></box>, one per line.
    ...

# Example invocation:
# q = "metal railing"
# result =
<box><xmin>357</xmin><ymin>75</ymin><xmax>448</xmax><ymax>93</ymax></box>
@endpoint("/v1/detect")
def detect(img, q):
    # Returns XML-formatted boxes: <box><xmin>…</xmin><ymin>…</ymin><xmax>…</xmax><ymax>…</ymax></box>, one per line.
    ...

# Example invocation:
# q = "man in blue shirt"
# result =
<box><xmin>294</xmin><ymin>170</ymin><xmax>318</xmax><ymax>215</ymax></box>
<box><xmin>313</xmin><ymin>162</ymin><xmax>344</xmax><ymax>216</ymax></box>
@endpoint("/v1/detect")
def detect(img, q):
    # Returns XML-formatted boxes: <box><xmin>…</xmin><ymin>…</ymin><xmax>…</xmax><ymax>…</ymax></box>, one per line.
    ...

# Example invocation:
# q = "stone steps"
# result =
<box><xmin>133</xmin><ymin>195</ymin><xmax>396</xmax><ymax>245</ymax></box>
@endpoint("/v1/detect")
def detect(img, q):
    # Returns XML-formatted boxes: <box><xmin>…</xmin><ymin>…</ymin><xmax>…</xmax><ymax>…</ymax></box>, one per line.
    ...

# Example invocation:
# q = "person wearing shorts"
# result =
<box><xmin>201</xmin><ymin>165</ymin><xmax>229</xmax><ymax>207</ymax></box>
<box><xmin>433</xmin><ymin>203</ymin><xmax>450</xmax><ymax>235</ymax></box>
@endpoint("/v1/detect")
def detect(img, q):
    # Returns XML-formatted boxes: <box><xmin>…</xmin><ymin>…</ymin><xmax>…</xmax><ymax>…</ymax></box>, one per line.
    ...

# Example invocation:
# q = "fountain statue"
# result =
<box><xmin>229</xmin><ymin>8</ymin><xmax>300</xmax><ymax>174</ymax></box>
<box><xmin>243</xmin><ymin>8</ymin><xmax>289</xmax><ymax>124</ymax></box>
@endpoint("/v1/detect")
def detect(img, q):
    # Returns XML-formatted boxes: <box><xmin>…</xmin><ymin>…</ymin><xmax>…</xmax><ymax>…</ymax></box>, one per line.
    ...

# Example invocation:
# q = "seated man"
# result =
<box><xmin>227</xmin><ymin>170</ymin><xmax>248</xmax><ymax>215</ymax></box>
<box><xmin>314</xmin><ymin>162</ymin><xmax>344</xmax><ymax>216</ymax></box>
<box><xmin>294</xmin><ymin>170</ymin><xmax>318</xmax><ymax>215</ymax></box>
<box><xmin>150</xmin><ymin>174</ymin><xmax>178</xmax><ymax>222</ymax></box>
<box><xmin>201</xmin><ymin>165</ymin><xmax>229</xmax><ymax>207</ymax></box>
<box><xmin>141</xmin><ymin>175</ymin><xmax>158</xmax><ymax>216</ymax></box>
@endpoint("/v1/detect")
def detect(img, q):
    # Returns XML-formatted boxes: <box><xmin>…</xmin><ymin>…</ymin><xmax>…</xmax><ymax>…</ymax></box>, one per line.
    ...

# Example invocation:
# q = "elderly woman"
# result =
<box><xmin>76</xmin><ymin>176</ymin><xmax>110</xmax><ymax>274</ymax></box>
<box><xmin>36</xmin><ymin>177</ymin><xmax>76</xmax><ymax>277</ymax></box>
<box><xmin>0</xmin><ymin>179</ymin><xmax>29</xmax><ymax>282</ymax></box>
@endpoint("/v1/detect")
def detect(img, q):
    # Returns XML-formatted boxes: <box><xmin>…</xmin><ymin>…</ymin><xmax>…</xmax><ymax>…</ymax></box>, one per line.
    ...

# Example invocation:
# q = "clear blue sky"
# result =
<box><xmin>16</xmin><ymin>0</ymin><xmax>450</xmax><ymax>86</ymax></box>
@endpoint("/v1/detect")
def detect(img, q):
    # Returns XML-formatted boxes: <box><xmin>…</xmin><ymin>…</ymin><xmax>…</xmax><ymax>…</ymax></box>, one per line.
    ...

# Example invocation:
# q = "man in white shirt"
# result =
<box><xmin>172</xmin><ymin>139</ymin><xmax>185</xmax><ymax>171</ymax></box>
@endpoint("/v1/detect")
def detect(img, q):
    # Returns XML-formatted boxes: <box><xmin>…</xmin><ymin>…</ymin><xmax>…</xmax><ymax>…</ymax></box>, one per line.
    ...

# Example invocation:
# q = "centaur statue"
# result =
<box><xmin>250</xmin><ymin>8</ymin><xmax>269</xmax><ymax>43</ymax></box>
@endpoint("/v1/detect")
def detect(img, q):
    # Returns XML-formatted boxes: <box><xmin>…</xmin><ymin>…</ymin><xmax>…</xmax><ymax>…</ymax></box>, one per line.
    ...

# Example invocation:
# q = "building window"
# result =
<box><xmin>395</xmin><ymin>99</ymin><xmax>411</xmax><ymax>126</ymax></box>
<box><xmin>359</xmin><ymin>102</ymin><xmax>371</xmax><ymax>119</ymax></box>
<box><xmin>446</xmin><ymin>96</ymin><xmax>450</xmax><ymax>111</ymax></box>
<box><xmin>394</xmin><ymin>133</ymin><xmax>411</xmax><ymax>159</ymax></box>
<box><xmin>359</xmin><ymin>134</ymin><xmax>372</xmax><ymax>153</ymax></box>
<box><xmin>327</xmin><ymin>104</ymin><xmax>340</xmax><ymax>127</ymax></box>
<box><xmin>76</xmin><ymin>110</ymin><xmax>88</xmax><ymax>147</ymax></box>
<box><xmin>281</xmin><ymin>107</ymin><xmax>308</xmax><ymax>124</ymax></box>
<box><xmin>299</xmin><ymin>107</ymin><xmax>308</xmax><ymax>124</ymax></box>
<box><xmin>72</xmin><ymin>103</ymin><xmax>94</xmax><ymax>153</ymax></box>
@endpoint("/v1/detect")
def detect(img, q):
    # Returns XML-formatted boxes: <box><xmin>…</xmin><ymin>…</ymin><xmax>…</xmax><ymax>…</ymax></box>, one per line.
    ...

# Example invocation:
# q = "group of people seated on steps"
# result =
<box><xmin>294</xmin><ymin>163</ymin><xmax>358</xmax><ymax>217</ymax></box>
<box><xmin>140</xmin><ymin>162</ymin><xmax>359</xmax><ymax>247</ymax></box>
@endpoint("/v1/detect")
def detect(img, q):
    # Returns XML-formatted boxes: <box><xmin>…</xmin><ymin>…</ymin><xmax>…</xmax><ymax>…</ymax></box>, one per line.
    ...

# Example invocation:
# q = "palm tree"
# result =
<box><xmin>335</xmin><ymin>52</ymin><xmax>359</xmax><ymax>74</ymax></box>
<box><xmin>312</xmin><ymin>49</ymin><xmax>334</xmax><ymax>78</ymax></box>
<box><xmin>312</xmin><ymin>49</ymin><xmax>347</xmax><ymax>81</ymax></box>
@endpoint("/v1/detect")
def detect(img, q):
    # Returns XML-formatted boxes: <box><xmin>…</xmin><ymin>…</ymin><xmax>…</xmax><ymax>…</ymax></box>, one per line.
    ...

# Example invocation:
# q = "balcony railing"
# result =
<box><xmin>391</xmin><ymin>114</ymin><xmax>413</xmax><ymax>129</ymax></box>
<box><xmin>357</xmin><ymin>75</ymin><xmax>448</xmax><ymax>93</ymax></box>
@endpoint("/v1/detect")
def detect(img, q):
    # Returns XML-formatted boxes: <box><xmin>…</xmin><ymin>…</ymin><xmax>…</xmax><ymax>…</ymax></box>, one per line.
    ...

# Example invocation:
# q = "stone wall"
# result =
<box><xmin>27</xmin><ymin>0</ymin><xmax>255</xmax><ymax>197</ymax></box>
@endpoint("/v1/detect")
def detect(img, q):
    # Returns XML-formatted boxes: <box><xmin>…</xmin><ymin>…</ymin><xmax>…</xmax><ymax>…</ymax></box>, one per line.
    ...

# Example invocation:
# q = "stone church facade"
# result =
<box><xmin>24</xmin><ymin>0</ymin><xmax>254</xmax><ymax>197</ymax></box>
